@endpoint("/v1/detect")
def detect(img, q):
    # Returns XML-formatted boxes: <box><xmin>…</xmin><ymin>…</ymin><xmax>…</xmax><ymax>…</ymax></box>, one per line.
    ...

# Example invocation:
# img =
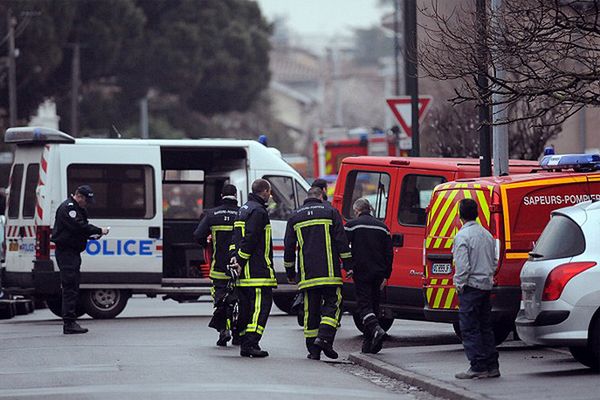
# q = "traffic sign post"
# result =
<box><xmin>386</xmin><ymin>96</ymin><xmax>432</xmax><ymax>137</ymax></box>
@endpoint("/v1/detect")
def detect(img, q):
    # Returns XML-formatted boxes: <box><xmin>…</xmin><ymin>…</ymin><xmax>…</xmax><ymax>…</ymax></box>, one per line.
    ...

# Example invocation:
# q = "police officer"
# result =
<box><xmin>345</xmin><ymin>198</ymin><xmax>393</xmax><ymax>354</ymax></box>
<box><xmin>193</xmin><ymin>184</ymin><xmax>240</xmax><ymax>347</ymax></box>
<box><xmin>51</xmin><ymin>185</ymin><xmax>108</xmax><ymax>334</ymax></box>
<box><xmin>284</xmin><ymin>186</ymin><xmax>354</xmax><ymax>360</ymax></box>
<box><xmin>229</xmin><ymin>179</ymin><xmax>276</xmax><ymax>358</ymax></box>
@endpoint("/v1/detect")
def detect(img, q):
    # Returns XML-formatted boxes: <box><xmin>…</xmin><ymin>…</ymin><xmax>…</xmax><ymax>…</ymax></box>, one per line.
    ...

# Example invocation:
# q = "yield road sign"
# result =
<box><xmin>386</xmin><ymin>96</ymin><xmax>432</xmax><ymax>137</ymax></box>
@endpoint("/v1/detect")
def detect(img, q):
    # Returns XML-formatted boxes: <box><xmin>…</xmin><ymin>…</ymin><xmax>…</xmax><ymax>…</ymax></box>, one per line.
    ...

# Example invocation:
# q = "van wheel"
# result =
<box><xmin>273</xmin><ymin>293</ymin><xmax>295</xmax><ymax>315</ymax></box>
<box><xmin>45</xmin><ymin>296</ymin><xmax>85</xmax><ymax>318</ymax></box>
<box><xmin>452</xmin><ymin>321</ymin><xmax>512</xmax><ymax>346</ymax></box>
<box><xmin>352</xmin><ymin>312</ymin><xmax>394</xmax><ymax>333</ymax></box>
<box><xmin>80</xmin><ymin>289</ymin><xmax>129</xmax><ymax>319</ymax></box>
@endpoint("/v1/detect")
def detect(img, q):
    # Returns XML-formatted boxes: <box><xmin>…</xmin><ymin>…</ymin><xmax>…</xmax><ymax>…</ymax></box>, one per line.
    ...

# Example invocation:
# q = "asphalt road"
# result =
<box><xmin>0</xmin><ymin>296</ymin><xmax>447</xmax><ymax>400</ymax></box>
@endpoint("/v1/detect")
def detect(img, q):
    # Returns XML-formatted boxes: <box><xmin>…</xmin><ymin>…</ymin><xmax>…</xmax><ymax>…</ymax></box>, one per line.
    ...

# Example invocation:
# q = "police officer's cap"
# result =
<box><xmin>76</xmin><ymin>185</ymin><xmax>95</xmax><ymax>203</ymax></box>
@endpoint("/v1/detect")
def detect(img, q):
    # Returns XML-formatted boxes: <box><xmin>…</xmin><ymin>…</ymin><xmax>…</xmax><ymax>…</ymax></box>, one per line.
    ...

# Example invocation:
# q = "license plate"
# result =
<box><xmin>431</xmin><ymin>263</ymin><xmax>452</xmax><ymax>274</ymax></box>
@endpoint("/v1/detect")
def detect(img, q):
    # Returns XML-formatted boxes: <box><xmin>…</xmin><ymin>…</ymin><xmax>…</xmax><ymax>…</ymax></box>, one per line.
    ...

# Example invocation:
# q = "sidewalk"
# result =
<box><xmin>349</xmin><ymin>340</ymin><xmax>598</xmax><ymax>400</ymax></box>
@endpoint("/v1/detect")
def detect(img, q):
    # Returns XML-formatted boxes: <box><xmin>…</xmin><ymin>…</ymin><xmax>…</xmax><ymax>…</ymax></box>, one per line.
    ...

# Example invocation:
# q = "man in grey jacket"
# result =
<box><xmin>452</xmin><ymin>198</ymin><xmax>500</xmax><ymax>379</ymax></box>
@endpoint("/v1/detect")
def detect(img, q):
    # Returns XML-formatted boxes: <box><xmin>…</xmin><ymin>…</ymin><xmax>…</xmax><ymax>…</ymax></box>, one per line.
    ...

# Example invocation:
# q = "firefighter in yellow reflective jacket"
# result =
<box><xmin>283</xmin><ymin>186</ymin><xmax>354</xmax><ymax>360</ymax></box>
<box><xmin>229</xmin><ymin>179</ymin><xmax>277</xmax><ymax>358</ymax></box>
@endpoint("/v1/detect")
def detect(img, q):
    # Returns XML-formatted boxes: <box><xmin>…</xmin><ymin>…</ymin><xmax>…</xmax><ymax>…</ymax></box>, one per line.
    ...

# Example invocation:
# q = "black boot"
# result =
<box><xmin>306</xmin><ymin>338</ymin><xmax>321</xmax><ymax>360</ymax></box>
<box><xmin>361</xmin><ymin>335</ymin><xmax>373</xmax><ymax>354</ymax></box>
<box><xmin>371</xmin><ymin>326</ymin><xmax>386</xmax><ymax>354</ymax></box>
<box><xmin>314</xmin><ymin>337</ymin><xmax>338</xmax><ymax>360</ymax></box>
<box><xmin>63</xmin><ymin>321</ymin><xmax>88</xmax><ymax>335</ymax></box>
<box><xmin>240</xmin><ymin>346</ymin><xmax>269</xmax><ymax>358</ymax></box>
<box><xmin>216</xmin><ymin>330</ymin><xmax>231</xmax><ymax>347</ymax></box>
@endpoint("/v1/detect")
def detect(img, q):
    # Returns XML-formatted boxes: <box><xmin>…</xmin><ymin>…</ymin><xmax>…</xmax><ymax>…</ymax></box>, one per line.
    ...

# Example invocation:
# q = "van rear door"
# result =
<box><xmin>59</xmin><ymin>144</ymin><xmax>163</xmax><ymax>285</ymax></box>
<box><xmin>424</xmin><ymin>182</ymin><xmax>494</xmax><ymax>312</ymax></box>
<box><xmin>5</xmin><ymin>146</ymin><xmax>43</xmax><ymax>276</ymax></box>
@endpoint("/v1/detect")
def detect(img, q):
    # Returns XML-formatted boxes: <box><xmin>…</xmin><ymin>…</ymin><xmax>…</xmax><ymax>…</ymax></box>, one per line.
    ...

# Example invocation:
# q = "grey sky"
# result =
<box><xmin>254</xmin><ymin>0</ymin><xmax>385</xmax><ymax>37</ymax></box>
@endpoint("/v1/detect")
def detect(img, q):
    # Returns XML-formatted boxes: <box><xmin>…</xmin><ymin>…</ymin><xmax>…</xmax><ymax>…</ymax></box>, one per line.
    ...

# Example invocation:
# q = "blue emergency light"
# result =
<box><xmin>539</xmin><ymin>153</ymin><xmax>600</xmax><ymax>171</ymax></box>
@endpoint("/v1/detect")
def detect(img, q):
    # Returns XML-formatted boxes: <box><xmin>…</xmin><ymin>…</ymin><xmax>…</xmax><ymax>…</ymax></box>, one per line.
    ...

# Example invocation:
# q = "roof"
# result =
<box><xmin>342</xmin><ymin>156</ymin><xmax>538</xmax><ymax>171</ymax></box>
<box><xmin>449</xmin><ymin>170</ymin><xmax>600</xmax><ymax>188</ymax></box>
<box><xmin>72</xmin><ymin>138</ymin><xmax>262</xmax><ymax>148</ymax></box>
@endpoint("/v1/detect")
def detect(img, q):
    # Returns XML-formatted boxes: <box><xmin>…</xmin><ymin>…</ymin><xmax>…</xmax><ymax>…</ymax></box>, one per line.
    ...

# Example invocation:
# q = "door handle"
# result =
<box><xmin>392</xmin><ymin>233</ymin><xmax>404</xmax><ymax>247</ymax></box>
<box><xmin>149</xmin><ymin>226</ymin><xmax>161</xmax><ymax>239</ymax></box>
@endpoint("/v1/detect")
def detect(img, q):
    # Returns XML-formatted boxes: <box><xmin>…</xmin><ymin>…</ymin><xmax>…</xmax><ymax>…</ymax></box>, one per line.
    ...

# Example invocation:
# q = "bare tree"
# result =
<box><xmin>419</xmin><ymin>0</ymin><xmax>600</xmax><ymax>126</ymax></box>
<box><xmin>426</xmin><ymin>99</ymin><xmax>562</xmax><ymax>159</ymax></box>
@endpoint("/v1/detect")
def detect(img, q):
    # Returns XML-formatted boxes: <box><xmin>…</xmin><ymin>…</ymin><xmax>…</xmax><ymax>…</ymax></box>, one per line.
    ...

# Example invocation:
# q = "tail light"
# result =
<box><xmin>35</xmin><ymin>225</ymin><xmax>51</xmax><ymax>260</ymax></box>
<box><xmin>542</xmin><ymin>262</ymin><xmax>596</xmax><ymax>301</ymax></box>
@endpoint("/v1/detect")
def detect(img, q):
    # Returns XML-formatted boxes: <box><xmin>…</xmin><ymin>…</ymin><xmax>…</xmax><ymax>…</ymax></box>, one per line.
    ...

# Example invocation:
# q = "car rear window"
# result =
<box><xmin>531</xmin><ymin>215</ymin><xmax>584</xmax><ymax>261</ymax></box>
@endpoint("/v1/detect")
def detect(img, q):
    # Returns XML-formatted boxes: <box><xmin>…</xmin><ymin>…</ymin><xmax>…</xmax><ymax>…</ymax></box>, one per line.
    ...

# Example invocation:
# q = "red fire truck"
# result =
<box><xmin>312</xmin><ymin>128</ymin><xmax>398</xmax><ymax>178</ymax></box>
<box><xmin>423</xmin><ymin>154</ymin><xmax>600</xmax><ymax>343</ymax></box>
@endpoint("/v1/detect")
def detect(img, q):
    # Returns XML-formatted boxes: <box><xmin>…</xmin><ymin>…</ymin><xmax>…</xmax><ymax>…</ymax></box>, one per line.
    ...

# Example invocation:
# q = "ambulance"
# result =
<box><xmin>331</xmin><ymin>156</ymin><xmax>537</xmax><ymax>332</ymax></box>
<box><xmin>423</xmin><ymin>154</ymin><xmax>600</xmax><ymax>343</ymax></box>
<box><xmin>1</xmin><ymin>127</ymin><xmax>309</xmax><ymax>318</ymax></box>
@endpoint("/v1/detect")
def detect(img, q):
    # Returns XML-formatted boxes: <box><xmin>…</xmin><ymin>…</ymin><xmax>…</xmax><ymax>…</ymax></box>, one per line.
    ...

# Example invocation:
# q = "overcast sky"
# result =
<box><xmin>255</xmin><ymin>0</ymin><xmax>385</xmax><ymax>37</ymax></box>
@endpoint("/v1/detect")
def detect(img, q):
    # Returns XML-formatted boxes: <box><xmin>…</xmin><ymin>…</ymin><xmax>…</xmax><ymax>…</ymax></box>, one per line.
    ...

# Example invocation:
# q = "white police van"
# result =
<box><xmin>2</xmin><ymin>127</ymin><xmax>308</xmax><ymax>318</ymax></box>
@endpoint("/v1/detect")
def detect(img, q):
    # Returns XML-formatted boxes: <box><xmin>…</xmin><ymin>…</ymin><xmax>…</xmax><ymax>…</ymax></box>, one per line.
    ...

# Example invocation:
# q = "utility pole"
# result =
<box><xmin>476</xmin><ymin>0</ymin><xmax>492</xmax><ymax>177</ymax></box>
<box><xmin>404</xmin><ymin>0</ymin><xmax>419</xmax><ymax>157</ymax></box>
<box><xmin>394</xmin><ymin>0</ymin><xmax>401</xmax><ymax>96</ymax></box>
<box><xmin>491</xmin><ymin>0</ymin><xmax>508</xmax><ymax>176</ymax></box>
<box><xmin>7</xmin><ymin>9</ymin><xmax>17</xmax><ymax>127</ymax></box>
<box><xmin>70</xmin><ymin>43</ymin><xmax>80</xmax><ymax>136</ymax></box>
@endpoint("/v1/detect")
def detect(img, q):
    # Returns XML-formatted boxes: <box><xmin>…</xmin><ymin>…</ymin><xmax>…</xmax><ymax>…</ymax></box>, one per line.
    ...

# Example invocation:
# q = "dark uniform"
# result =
<box><xmin>193</xmin><ymin>197</ymin><xmax>239</xmax><ymax>341</ymax></box>
<box><xmin>229</xmin><ymin>192</ymin><xmax>277</xmax><ymax>354</ymax></box>
<box><xmin>345</xmin><ymin>211</ymin><xmax>393</xmax><ymax>352</ymax></box>
<box><xmin>284</xmin><ymin>197</ymin><xmax>354</xmax><ymax>357</ymax></box>
<box><xmin>51</xmin><ymin>196</ymin><xmax>102</xmax><ymax>324</ymax></box>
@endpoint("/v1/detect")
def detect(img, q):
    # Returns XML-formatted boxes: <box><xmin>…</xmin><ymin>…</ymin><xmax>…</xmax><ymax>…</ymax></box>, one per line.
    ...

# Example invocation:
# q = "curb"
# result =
<box><xmin>348</xmin><ymin>353</ymin><xmax>491</xmax><ymax>400</ymax></box>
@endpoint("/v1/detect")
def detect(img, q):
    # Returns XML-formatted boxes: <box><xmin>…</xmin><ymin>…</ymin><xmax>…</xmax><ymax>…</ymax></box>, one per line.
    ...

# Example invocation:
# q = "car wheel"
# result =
<box><xmin>80</xmin><ymin>289</ymin><xmax>129</xmax><ymax>319</ymax></box>
<box><xmin>569</xmin><ymin>345</ymin><xmax>599</xmax><ymax>370</ymax></box>
<box><xmin>45</xmin><ymin>296</ymin><xmax>85</xmax><ymax>318</ymax></box>
<box><xmin>452</xmin><ymin>321</ymin><xmax>512</xmax><ymax>345</ymax></box>
<box><xmin>352</xmin><ymin>312</ymin><xmax>394</xmax><ymax>333</ymax></box>
<box><xmin>273</xmin><ymin>293</ymin><xmax>295</xmax><ymax>315</ymax></box>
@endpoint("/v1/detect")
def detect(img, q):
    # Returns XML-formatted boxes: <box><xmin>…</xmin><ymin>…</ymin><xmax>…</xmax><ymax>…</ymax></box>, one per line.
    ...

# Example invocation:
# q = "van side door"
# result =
<box><xmin>59</xmin><ymin>145</ymin><xmax>162</xmax><ymax>284</ymax></box>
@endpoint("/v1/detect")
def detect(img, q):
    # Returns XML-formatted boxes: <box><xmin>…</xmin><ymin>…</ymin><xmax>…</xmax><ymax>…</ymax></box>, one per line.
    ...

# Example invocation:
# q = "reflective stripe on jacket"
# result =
<box><xmin>230</xmin><ymin>193</ymin><xmax>277</xmax><ymax>287</ymax></box>
<box><xmin>193</xmin><ymin>198</ymin><xmax>239</xmax><ymax>280</ymax></box>
<box><xmin>344</xmin><ymin>212</ymin><xmax>393</xmax><ymax>281</ymax></box>
<box><xmin>283</xmin><ymin>197</ymin><xmax>354</xmax><ymax>290</ymax></box>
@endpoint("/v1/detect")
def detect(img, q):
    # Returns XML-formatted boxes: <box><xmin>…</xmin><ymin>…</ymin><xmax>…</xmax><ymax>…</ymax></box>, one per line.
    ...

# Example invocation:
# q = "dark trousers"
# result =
<box><xmin>55</xmin><ymin>247</ymin><xmax>82</xmax><ymax>323</ymax></box>
<box><xmin>237</xmin><ymin>286</ymin><xmax>272</xmax><ymax>350</ymax></box>
<box><xmin>208</xmin><ymin>279</ymin><xmax>236</xmax><ymax>333</ymax></box>
<box><xmin>355</xmin><ymin>278</ymin><xmax>383</xmax><ymax>337</ymax></box>
<box><xmin>303</xmin><ymin>286</ymin><xmax>342</xmax><ymax>350</ymax></box>
<box><xmin>458</xmin><ymin>286</ymin><xmax>499</xmax><ymax>372</ymax></box>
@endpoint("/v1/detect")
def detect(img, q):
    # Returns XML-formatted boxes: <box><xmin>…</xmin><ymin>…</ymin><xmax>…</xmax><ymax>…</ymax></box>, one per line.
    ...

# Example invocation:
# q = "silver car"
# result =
<box><xmin>516</xmin><ymin>200</ymin><xmax>600</xmax><ymax>371</ymax></box>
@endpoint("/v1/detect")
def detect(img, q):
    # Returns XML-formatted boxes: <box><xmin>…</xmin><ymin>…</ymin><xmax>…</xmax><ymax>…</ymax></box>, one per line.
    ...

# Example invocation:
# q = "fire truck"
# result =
<box><xmin>331</xmin><ymin>155</ymin><xmax>537</xmax><ymax>332</ymax></box>
<box><xmin>312</xmin><ymin>128</ymin><xmax>398</xmax><ymax>178</ymax></box>
<box><xmin>423</xmin><ymin>154</ymin><xmax>600</xmax><ymax>344</ymax></box>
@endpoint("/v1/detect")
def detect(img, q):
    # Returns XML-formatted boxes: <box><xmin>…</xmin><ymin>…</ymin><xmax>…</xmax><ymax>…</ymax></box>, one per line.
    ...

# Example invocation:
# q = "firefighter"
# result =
<box><xmin>229</xmin><ymin>179</ymin><xmax>277</xmax><ymax>358</ymax></box>
<box><xmin>345</xmin><ymin>197</ymin><xmax>393</xmax><ymax>354</ymax></box>
<box><xmin>284</xmin><ymin>186</ymin><xmax>354</xmax><ymax>360</ymax></box>
<box><xmin>193</xmin><ymin>184</ymin><xmax>240</xmax><ymax>347</ymax></box>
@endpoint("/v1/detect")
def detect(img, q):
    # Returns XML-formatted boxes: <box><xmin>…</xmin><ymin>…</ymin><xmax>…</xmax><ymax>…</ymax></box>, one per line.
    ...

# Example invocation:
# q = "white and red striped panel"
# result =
<box><xmin>5</xmin><ymin>225</ymin><xmax>36</xmax><ymax>237</ymax></box>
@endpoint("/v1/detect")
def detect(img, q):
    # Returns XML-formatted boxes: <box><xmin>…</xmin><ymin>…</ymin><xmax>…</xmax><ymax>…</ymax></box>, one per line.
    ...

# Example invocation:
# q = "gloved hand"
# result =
<box><xmin>227</xmin><ymin>258</ymin><xmax>241</xmax><ymax>281</ymax></box>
